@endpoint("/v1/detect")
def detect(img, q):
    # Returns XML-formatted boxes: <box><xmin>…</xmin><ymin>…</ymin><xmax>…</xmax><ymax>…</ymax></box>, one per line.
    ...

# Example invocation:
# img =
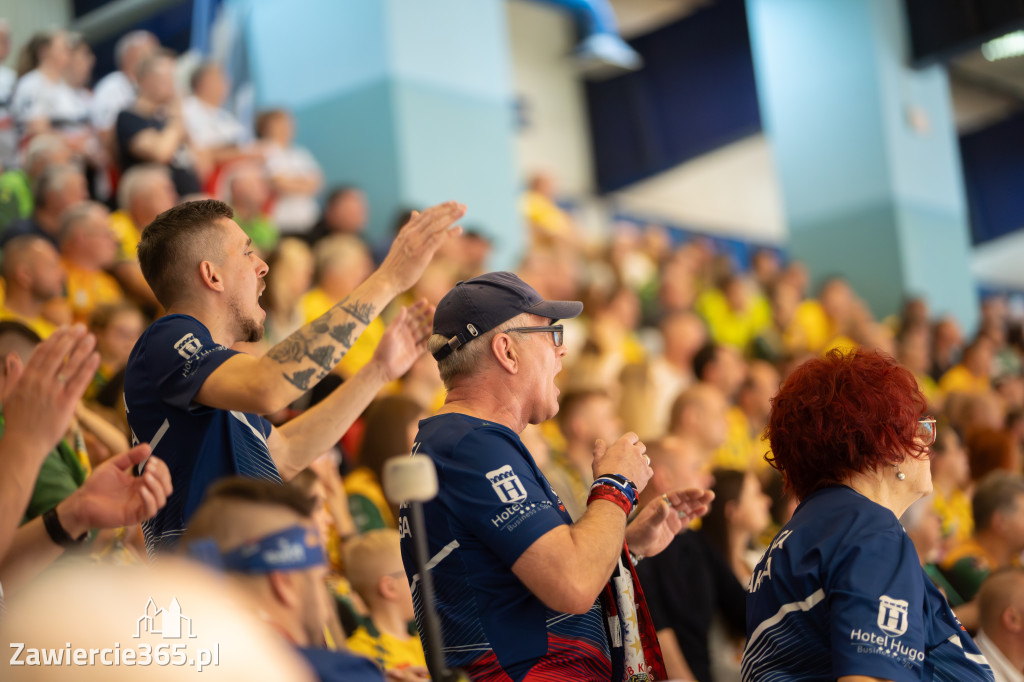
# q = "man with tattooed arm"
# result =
<box><xmin>124</xmin><ymin>199</ymin><xmax>465</xmax><ymax>553</ymax></box>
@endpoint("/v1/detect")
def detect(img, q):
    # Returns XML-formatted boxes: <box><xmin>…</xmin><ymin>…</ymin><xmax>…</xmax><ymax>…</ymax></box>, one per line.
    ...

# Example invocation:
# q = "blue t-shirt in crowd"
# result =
<box><xmin>398</xmin><ymin>413</ymin><xmax>612</xmax><ymax>682</ymax></box>
<box><xmin>125</xmin><ymin>315</ymin><xmax>281</xmax><ymax>553</ymax></box>
<box><xmin>743</xmin><ymin>485</ymin><xmax>993</xmax><ymax>682</ymax></box>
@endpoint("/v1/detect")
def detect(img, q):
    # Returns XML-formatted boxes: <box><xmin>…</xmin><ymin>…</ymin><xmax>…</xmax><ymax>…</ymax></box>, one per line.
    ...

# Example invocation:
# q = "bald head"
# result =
<box><xmin>645</xmin><ymin>435</ymin><xmax>712</xmax><ymax>499</ymax></box>
<box><xmin>1</xmin><ymin>234</ymin><xmax>65</xmax><ymax>301</ymax></box>
<box><xmin>979</xmin><ymin>569</ymin><xmax>1024</xmax><ymax>635</ymax></box>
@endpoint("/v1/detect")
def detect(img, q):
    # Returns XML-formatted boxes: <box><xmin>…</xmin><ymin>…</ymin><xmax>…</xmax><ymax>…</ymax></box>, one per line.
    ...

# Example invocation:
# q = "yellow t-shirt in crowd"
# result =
<box><xmin>522</xmin><ymin>190</ymin><xmax>570</xmax><ymax>239</ymax></box>
<box><xmin>110</xmin><ymin>210</ymin><xmax>141</xmax><ymax>262</ymax></box>
<box><xmin>63</xmin><ymin>261</ymin><xmax>125</xmax><ymax>323</ymax></box>
<box><xmin>0</xmin><ymin>304</ymin><xmax>56</xmax><ymax>338</ymax></box>
<box><xmin>711</xmin><ymin>406</ymin><xmax>760</xmax><ymax>471</ymax></box>
<box><xmin>346</xmin><ymin>622</ymin><xmax>426</xmax><ymax>672</ymax></box>
<box><xmin>696</xmin><ymin>288</ymin><xmax>772</xmax><ymax>352</ymax></box>
<box><xmin>938</xmin><ymin>364</ymin><xmax>990</xmax><ymax>396</ymax></box>
<box><xmin>790</xmin><ymin>299</ymin><xmax>833</xmax><ymax>354</ymax></box>
<box><xmin>933</xmin><ymin>487</ymin><xmax>973</xmax><ymax>545</ymax></box>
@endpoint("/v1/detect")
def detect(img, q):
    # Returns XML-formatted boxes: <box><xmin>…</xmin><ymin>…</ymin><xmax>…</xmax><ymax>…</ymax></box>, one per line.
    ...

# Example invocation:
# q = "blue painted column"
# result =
<box><xmin>242</xmin><ymin>0</ymin><xmax>522</xmax><ymax>268</ymax></box>
<box><xmin>746</xmin><ymin>0</ymin><xmax>978</xmax><ymax>330</ymax></box>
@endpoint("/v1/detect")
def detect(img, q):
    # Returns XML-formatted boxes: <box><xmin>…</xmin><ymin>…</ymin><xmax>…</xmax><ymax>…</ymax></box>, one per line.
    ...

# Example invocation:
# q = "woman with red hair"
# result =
<box><xmin>742</xmin><ymin>349</ymin><xmax>992</xmax><ymax>682</ymax></box>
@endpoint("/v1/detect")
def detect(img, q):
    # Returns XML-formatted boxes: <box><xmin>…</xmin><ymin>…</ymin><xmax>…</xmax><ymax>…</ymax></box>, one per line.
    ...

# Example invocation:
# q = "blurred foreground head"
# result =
<box><xmin>1</xmin><ymin>558</ymin><xmax>315</xmax><ymax>681</ymax></box>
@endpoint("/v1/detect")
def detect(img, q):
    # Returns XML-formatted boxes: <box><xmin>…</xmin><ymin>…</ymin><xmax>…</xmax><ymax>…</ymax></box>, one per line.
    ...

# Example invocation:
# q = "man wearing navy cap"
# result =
<box><xmin>399</xmin><ymin>272</ymin><xmax>714</xmax><ymax>682</ymax></box>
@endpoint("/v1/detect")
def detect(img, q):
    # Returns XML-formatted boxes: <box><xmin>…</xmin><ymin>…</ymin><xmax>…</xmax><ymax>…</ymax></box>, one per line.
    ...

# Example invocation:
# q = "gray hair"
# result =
<box><xmin>115</xmin><ymin>30</ymin><xmax>156</xmax><ymax>69</ymax></box>
<box><xmin>117</xmin><ymin>163</ymin><xmax>171</xmax><ymax>211</ymax></box>
<box><xmin>24</xmin><ymin>134</ymin><xmax>67</xmax><ymax>175</ymax></box>
<box><xmin>428</xmin><ymin>312</ymin><xmax>532</xmax><ymax>390</ymax></box>
<box><xmin>59</xmin><ymin>200</ymin><xmax>107</xmax><ymax>245</ymax></box>
<box><xmin>32</xmin><ymin>163</ymin><xmax>83</xmax><ymax>209</ymax></box>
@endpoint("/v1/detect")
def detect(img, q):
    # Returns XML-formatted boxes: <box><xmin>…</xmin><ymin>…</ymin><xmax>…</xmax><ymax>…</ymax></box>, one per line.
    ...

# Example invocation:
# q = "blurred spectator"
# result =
<box><xmin>750</xmin><ymin>248</ymin><xmax>781</xmax><ymax>294</ymax></box>
<box><xmin>91</xmin><ymin>30</ymin><xmax>157</xmax><ymax>145</ymax></box>
<box><xmin>667</xmin><ymin>384</ymin><xmax>729</xmax><ymax>474</ymax></box>
<box><xmin>183</xmin><ymin>61</ymin><xmax>250</xmax><ymax>163</ymax></box>
<box><xmin>11</xmin><ymin>30</ymin><xmax>92</xmax><ymax>155</ymax></box>
<box><xmin>940</xmin><ymin>337</ymin><xmax>994</xmax><ymax>397</ymax></box>
<box><xmin>59</xmin><ymin>201</ymin><xmax>124</xmax><ymax>323</ymax></box>
<box><xmin>545</xmin><ymin>388</ymin><xmax>621</xmax><ymax>520</ymax></box>
<box><xmin>347</xmin><ymin>395</ymin><xmax>425</xmax><ymax>533</ymax></box>
<box><xmin>181</xmin><ymin>477</ymin><xmax>386</xmax><ymax>680</ymax></box>
<box><xmin>735</xmin><ymin>360</ymin><xmax>780</xmax><ymax>469</ymax></box>
<box><xmin>966</xmin><ymin>428</ymin><xmax>1021</xmax><ymax>482</ymax></box>
<box><xmin>693</xmin><ymin>343</ymin><xmax>751</xmax><ymax>471</ymax></box>
<box><xmin>86</xmin><ymin>302</ymin><xmax>144</xmax><ymax>401</ymax></box>
<box><xmin>701</xmin><ymin>469</ymin><xmax>771</xmax><ymax>682</ymax></box>
<box><xmin>941</xmin><ymin>473</ymin><xmax>1024</xmax><ymax>604</ymax></box>
<box><xmin>224</xmin><ymin>160</ymin><xmax>278</xmax><ymax>253</ymax></box>
<box><xmin>1</xmin><ymin>559</ymin><xmax>316</xmax><ymax>682</ymax></box>
<box><xmin>2</xmin><ymin>161</ymin><xmax>87</xmax><ymax>246</ymax></box>
<box><xmin>637</xmin><ymin>437</ymin><xmax>738</xmax><ymax>682</ymax></box>
<box><xmin>303</xmin><ymin>184</ymin><xmax>368</xmax><ymax>245</ymax></box>
<box><xmin>647</xmin><ymin>311</ymin><xmax>707</xmax><ymax>435</ymax></box>
<box><xmin>930</xmin><ymin>423</ymin><xmax>974</xmax><ymax>546</ymax></box>
<box><xmin>975</xmin><ymin>568</ymin><xmax>1024</xmax><ymax>682</ymax></box>
<box><xmin>256</xmin><ymin>108</ymin><xmax>322</xmax><ymax>235</ymax></box>
<box><xmin>343</xmin><ymin>530</ymin><xmax>428</xmax><ymax>674</ymax></box>
<box><xmin>262</xmin><ymin>237</ymin><xmax>315</xmax><ymax>345</ymax></box>
<box><xmin>108</xmin><ymin>163</ymin><xmax>176</xmax><ymax>311</ymax></box>
<box><xmin>695</xmin><ymin>274</ymin><xmax>771</xmax><ymax>352</ymax></box>
<box><xmin>522</xmin><ymin>170</ymin><xmax>580</xmax><ymax>249</ymax></box>
<box><xmin>116</xmin><ymin>49</ymin><xmax>203</xmax><ymax>197</ymax></box>
<box><xmin>901</xmin><ymin>496</ymin><xmax>962</xmax><ymax>604</ymax></box>
<box><xmin>0</xmin><ymin>234</ymin><xmax>65</xmax><ymax>337</ymax></box>
<box><xmin>0</xmin><ymin>19</ymin><xmax>16</xmax><ymax>170</ymax></box>
<box><xmin>899</xmin><ymin>323</ymin><xmax>940</xmax><ymax>407</ymax></box>
<box><xmin>932</xmin><ymin>315</ymin><xmax>964</xmax><ymax>382</ymax></box>
<box><xmin>63</xmin><ymin>33</ymin><xmax>94</xmax><ymax>119</ymax></box>
<box><xmin>300</xmin><ymin>234</ymin><xmax>382</xmax><ymax>380</ymax></box>
<box><xmin>0</xmin><ymin>133</ymin><xmax>70</xmax><ymax>230</ymax></box>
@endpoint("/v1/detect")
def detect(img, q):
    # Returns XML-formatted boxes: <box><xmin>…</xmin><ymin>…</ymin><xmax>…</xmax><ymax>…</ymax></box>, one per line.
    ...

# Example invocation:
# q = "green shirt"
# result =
<box><xmin>0</xmin><ymin>413</ymin><xmax>87</xmax><ymax>524</ymax></box>
<box><xmin>0</xmin><ymin>170</ymin><xmax>32</xmax><ymax>232</ymax></box>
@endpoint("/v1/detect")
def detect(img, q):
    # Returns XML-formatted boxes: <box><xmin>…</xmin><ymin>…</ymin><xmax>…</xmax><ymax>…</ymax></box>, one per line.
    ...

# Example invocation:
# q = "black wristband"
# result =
<box><xmin>42</xmin><ymin>507</ymin><xmax>88</xmax><ymax>548</ymax></box>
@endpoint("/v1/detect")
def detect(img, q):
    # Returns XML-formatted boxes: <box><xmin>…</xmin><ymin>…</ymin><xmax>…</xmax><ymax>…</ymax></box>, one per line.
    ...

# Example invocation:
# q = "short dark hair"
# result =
<box><xmin>0</xmin><ymin>320</ymin><xmax>42</xmax><ymax>347</ymax></box>
<box><xmin>137</xmin><ymin>199</ymin><xmax>233</xmax><ymax>308</ymax></box>
<box><xmin>693</xmin><ymin>342</ymin><xmax>719</xmax><ymax>381</ymax></box>
<box><xmin>254</xmin><ymin>108</ymin><xmax>288</xmax><ymax>139</ymax></box>
<box><xmin>556</xmin><ymin>388</ymin><xmax>610</xmax><ymax>432</ymax></box>
<box><xmin>973</xmin><ymin>472</ymin><xmax>1024</xmax><ymax>531</ymax></box>
<box><xmin>203</xmin><ymin>477</ymin><xmax>316</xmax><ymax>518</ymax></box>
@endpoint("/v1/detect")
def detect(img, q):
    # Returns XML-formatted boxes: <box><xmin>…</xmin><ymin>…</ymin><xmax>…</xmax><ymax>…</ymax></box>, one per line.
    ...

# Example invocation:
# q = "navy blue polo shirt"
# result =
<box><xmin>125</xmin><ymin>315</ymin><xmax>281</xmax><ymax>554</ymax></box>
<box><xmin>743</xmin><ymin>485</ymin><xmax>993</xmax><ymax>682</ymax></box>
<box><xmin>398</xmin><ymin>413</ymin><xmax>612</xmax><ymax>682</ymax></box>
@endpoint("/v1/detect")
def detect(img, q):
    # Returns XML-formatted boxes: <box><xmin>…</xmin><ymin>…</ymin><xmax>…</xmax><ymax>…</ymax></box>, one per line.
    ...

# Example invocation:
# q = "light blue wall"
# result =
<box><xmin>747</xmin><ymin>0</ymin><xmax>977</xmax><ymax>330</ymax></box>
<box><xmin>244</xmin><ymin>0</ymin><xmax>523</xmax><ymax>268</ymax></box>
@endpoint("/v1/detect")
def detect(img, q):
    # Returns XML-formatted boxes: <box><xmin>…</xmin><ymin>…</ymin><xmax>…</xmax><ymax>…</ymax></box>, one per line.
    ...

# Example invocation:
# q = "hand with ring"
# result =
<box><xmin>592</xmin><ymin>431</ymin><xmax>653</xmax><ymax>494</ymax></box>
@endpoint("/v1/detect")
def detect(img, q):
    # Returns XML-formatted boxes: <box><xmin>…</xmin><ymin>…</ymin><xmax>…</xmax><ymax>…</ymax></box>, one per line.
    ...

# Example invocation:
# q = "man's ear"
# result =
<box><xmin>492</xmin><ymin>333</ymin><xmax>519</xmax><ymax>375</ymax></box>
<box><xmin>267</xmin><ymin>571</ymin><xmax>299</xmax><ymax>609</ymax></box>
<box><xmin>198</xmin><ymin>260</ymin><xmax>224</xmax><ymax>292</ymax></box>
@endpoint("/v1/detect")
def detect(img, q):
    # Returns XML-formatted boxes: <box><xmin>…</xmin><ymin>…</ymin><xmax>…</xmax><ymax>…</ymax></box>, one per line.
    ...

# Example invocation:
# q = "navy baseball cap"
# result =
<box><xmin>431</xmin><ymin>271</ymin><xmax>583</xmax><ymax>361</ymax></box>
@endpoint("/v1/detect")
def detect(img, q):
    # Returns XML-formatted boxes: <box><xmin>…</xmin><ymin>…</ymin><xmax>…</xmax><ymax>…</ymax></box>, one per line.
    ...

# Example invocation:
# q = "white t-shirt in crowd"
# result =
<box><xmin>182</xmin><ymin>95</ymin><xmax>246</xmax><ymax>149</ymax></box>
<box><xmin>90</xmin><ymin>70</ymin><xmax>135</xmax><ymax>131</ymax></box>
<box><xmin>11</xmin><ymin>70</ymin><xmax>90</xmax><ymax>136</ymax></box>
<box><xmin>0</xmin><ymin>65</ymin><xmax>18</xmax><ymax>169</ymax></box>
<box><xmin>263</xmin><ymin>141</ymin><xmax>322</xmax><ymax>234</ymax></box>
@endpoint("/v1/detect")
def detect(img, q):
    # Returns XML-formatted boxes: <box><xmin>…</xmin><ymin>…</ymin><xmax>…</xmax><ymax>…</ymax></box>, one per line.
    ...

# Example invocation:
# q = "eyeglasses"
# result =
<box><xmin>917</xmin><ymin>417</ymin><xmax>936</xmax><ymax>447</ymax></box>
<box><xmin>506</xmin><ymin>325</ymin><xmax>564</xmax><ymax>348</ymax></box>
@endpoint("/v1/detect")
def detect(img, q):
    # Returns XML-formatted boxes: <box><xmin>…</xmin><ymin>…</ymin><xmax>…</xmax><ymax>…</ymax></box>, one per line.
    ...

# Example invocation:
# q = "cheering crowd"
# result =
<box><xmin>0</xmin><ymin>20</ymin><xmax>1022</xmax><ymax>682</ymax></box>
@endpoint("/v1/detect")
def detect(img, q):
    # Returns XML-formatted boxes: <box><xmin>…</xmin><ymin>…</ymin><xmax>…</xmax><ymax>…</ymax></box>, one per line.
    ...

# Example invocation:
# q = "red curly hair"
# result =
<box><xmin>766</xmin><ymin>348</ymin><xmax>927</xmax><ymax>500</ymax></box>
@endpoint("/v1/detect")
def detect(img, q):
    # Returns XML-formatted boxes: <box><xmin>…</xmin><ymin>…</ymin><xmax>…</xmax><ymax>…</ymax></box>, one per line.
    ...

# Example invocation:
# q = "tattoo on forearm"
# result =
<box><xmin>266</xmin><ymin>336</ymin><xmax>306</xmax><ymax>364</ymax></box>
<box><xmin>329</xmin><ymin>322</ymin><xmax>356</xmax><ymax>348</ymax></box>
<box><xmin>284</xmin><ymin>368</ymin><xmax>318</xmax><ymax>391</ymax></box>
<box><xmin>307</xmin><ymin>345</ymin><xmax>338</xmax><ymax>371</ymax></box>
<box><xmin>340</xmin><ymin>299</ymin><xmax>375</xmax><ymax>325</ymax></box>
<box><xmin>266</xmin><ymin>295</ymin><xmax>377</xmax><ymax>390</ymax></box>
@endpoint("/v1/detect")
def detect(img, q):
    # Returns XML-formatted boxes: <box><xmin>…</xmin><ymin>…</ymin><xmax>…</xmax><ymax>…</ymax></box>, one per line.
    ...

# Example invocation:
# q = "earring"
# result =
<box><xmin>895</xmin><ymin>464</ymin><xmax>906</xmax><ymax>481</ymax></box>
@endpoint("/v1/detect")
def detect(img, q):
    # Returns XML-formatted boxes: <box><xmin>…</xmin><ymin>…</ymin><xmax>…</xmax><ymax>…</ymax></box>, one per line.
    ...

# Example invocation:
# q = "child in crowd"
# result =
<box><xmin>343</xmin><ymin>529</ymin><xmax>427</xmax><ymax>675</ymax></box>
